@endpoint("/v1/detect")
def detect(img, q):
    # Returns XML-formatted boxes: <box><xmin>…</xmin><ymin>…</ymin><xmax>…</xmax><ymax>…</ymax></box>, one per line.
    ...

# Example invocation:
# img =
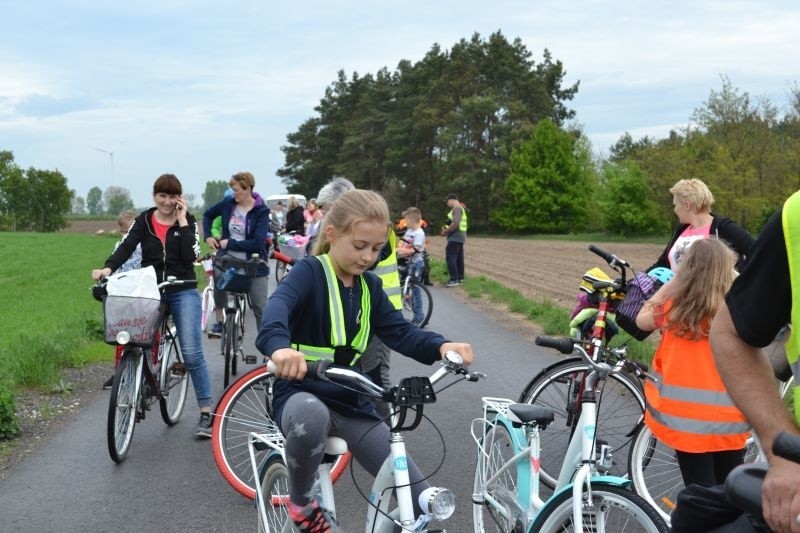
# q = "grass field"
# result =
<box><xmin>0</xmin><ymin>233</ymin><xmax>119</xmax><ymax>391</ymax></box>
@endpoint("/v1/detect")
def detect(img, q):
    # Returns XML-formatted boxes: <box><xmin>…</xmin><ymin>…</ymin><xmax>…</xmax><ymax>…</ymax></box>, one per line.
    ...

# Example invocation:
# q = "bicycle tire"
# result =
<box><xmin>529</xmin><ymin>482</ymin><xmax>668</xmax><ymax>532</ymax></box>
<box><xmin>201</xmin><ymin>286</ymin><xmax>214</xmax><ymax>332</ymax></box>
<box><xmin>627</xmin><ymin>423</ymin><xmax>763</xmax><ymax>524</ymax></box>
<box><xmin>257</xmin><ymin>457</ymin><xmax>291</xmax><ymax>533</ymax></box>
<box><xmin>518</xmin><ymin>357</ymin><xmax>645</xmax><ymax>488</ymax></box>
<box><xmin>223</xmin><ymin>313</ymin><xmax>236</xmax><ymax>388</ymax></box>
<box><xmin>275</xmin><ymin>261</ymin><xmax>287</xmax><ymax>284</ymax></box>
<box><xmin>231</xmin><ymin>307</ymin><xmax>241</xmax><ymax>379</ymax></box>
<box><xmin>211</xmin><ymin>365</ymin><xmax>352</xmax><ymax>500</ymax></box>
<box><xmin>472</xmin><ymin>421</ymin><xmax>526</xmax><ymax>532</ymax></box>
<box><xmin>401</xmin><ymin>279</ymin><xmax>432</xmax><ymax>328</ymax></box>
<box><xmin>107</xmin><ymin>348</ymin><xmax>142</xmax><ymax>463</ymax></box>
<box><xmin>158</xmin><ymin>325</ymin><xmax>189</xmax><ymax>425</ymax></box>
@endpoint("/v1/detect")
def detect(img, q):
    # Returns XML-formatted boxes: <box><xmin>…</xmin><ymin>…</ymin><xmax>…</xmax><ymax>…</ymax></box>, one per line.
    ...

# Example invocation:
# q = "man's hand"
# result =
<box><xmin>439</xmin><ymin>342</ymin><xmax>473</xmax><ymax>366</ymax></box>
<box><xmin>762</xmin><ymin>458</ymin><xmax>800</xmax><ymax>532</ymax></box>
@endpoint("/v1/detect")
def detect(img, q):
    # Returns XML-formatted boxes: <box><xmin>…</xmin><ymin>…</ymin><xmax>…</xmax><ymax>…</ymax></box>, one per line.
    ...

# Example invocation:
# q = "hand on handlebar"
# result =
<box><xmin>269</xmin><ymin>348</ymin><xmax>310</xmax><ymax>380</ymax></box>
<box><xmin>92</xmin><ymin>268</ymin><xmax>112</xmax><ymax>281</ymax></box>
<box><xmin>439</xmin><ymin>342</ymin><xmax>474</xmax><ymax>366</ymax></box>
<box><xmin>205</xmin><ymin>237</ymin><xmax>220</xmax><ymax>251</ymax></box>
<box><xmin>762</xmin><ymin>457</ymin><xmax>800</xmax><ymax>532</ymax></box>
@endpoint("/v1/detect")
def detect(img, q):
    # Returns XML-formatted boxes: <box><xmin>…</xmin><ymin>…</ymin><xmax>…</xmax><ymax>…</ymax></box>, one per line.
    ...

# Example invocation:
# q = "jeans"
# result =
<box><xmin>410</xmin><ymin>260</ymin><xmax>425</xmax><ymax>322</ymax></box>
<box><xmin>213</xmin><ymin>270</ymin><xmax>269</xmax><ymax>329</ymax></box>
<box><xmin>445</xmin><ymin>240</ymin><xmax>464</xmax><ymax>282</ymax></box>
<box><xmin>165</xmin><ymin>288</ymin><xmax>213</xmax><ymax>408</ymax></box>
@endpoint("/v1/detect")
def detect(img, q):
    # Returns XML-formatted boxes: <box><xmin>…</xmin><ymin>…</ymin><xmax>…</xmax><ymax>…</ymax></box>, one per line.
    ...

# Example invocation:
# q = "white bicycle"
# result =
<box><xmin>472</xmin><ymin>336</ymin><xmax>668</xmax><ymax>532</ymax></box>
<box><xmin>251</xmin><ymin>353</ymin><xmax>482</xmax><ymax>532</ymax></box>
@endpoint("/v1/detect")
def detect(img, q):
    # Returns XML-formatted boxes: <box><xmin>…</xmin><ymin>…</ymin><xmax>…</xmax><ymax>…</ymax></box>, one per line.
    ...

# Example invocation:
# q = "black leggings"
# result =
<box><xmin>676</xmin><ymin>448</ymin><xmax>746</xmax><ymax>487</ymax></box>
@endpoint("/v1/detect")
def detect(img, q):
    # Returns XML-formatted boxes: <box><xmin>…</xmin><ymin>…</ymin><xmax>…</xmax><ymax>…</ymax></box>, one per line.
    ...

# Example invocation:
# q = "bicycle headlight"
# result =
<box><xmin>418</xmin><ymin>487</ymin><xmax>455</xmax><ymax>520</ymax></box>
<box><xmin>116</xmin><ymin>331</ymin><xmax>131</xmax><ymax>345</ymax></box>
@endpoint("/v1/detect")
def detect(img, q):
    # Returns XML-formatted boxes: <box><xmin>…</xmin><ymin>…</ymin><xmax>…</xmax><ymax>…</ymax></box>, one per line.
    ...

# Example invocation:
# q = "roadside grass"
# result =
<box><xmin>429</xmin><ymin>259</ymin><xmax>656</xmax><ymax>364</ymax></box>
<box><xmin>473</xmin><ymin>232</ymin><xmax>667</xmax><ymax>245</ymax></box>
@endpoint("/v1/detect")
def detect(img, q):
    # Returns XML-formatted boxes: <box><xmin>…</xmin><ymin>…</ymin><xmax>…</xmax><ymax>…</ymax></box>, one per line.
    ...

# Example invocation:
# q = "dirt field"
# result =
<box><xmin>426</xmin><ymin>236</ymin><xmax>663</xmax><ymax>308</ymax></box>
<box><xmin>63</xmin><ymin>219</ymin><xmax>665</xmax><ymax>308</ymax></box>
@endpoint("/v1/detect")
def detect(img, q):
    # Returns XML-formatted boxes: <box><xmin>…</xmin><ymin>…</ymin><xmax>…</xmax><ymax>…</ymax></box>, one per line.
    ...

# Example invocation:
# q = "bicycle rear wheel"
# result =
<box><xmin>158</xmin><ymin>325</ymin><xmax>189</xmax><ymax>425</ymax></box>
<box><xmin>257</xmin><ymin>457</ymin><xmax>291</xmax><ymax>533</ymax></box>
<box><xmin>518</xmin><ymin>357</ymin><xmax>645</xmax><ymax>488</ymax></box>
<box><xmin>401</xmin><ymin>279</ymin><xmax>432</xmax><ymax>328</ymax></box>
<box><xmin>211</xmin><ymin>366</ymin><xmax>351</xmax><ymax>499</ymax></box>
<box><xmin>275</xmin><ymin>261</ymin><xmax>288</xmax><ymax>284</ymax></box>
<box><xmin>223</xmin><ymin>313</ymin><xmax>236</xmax><ymax>388</ymax></box>
<box><xmin>107</xmin><ymin>348</ymin><xmax>143</xmax><ymax>463</ymax></box>
<box><xmin>530</xmin><ymin>483</ymin><xmax>668</xmax><ymax>532</ymax></box>
<box><xmin>473</xmin><ymin>421</ymin><xmax>526</xmax><ymax>532</ymax></box>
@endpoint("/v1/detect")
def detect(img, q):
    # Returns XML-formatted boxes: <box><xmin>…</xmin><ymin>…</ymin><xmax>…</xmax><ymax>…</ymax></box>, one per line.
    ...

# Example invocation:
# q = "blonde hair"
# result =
<box><xmin>117</xmin><ymin>209</ymin><xmax>137</xmax><ymax>232</ymax></box>
<box><xmin>663</xmin><ymin>238</ymin><xmax>735</xmax><ymax>339</ymax></box>
<box><xmin>669</xmin><ymin>179</ymin><xmax>714</xmax><ymax>213</ymax></box>
<box><xmin>229</xmin><ymin>171</ymin><xmax>255</xmax><ymax>190</ymax></box>
<box><xmin>288</xmin><ymin>196</ymin><xmax>300</xmax><ymax>210</ymax></box>
<box><xmin>403</xmin><ymin>207</ymin><xmax>421</xmax><ymax>223</ymax></box>
<box><xmin>313</xmin><ymin>190</ymin><xmax>391</xmax><ymax>255</ymax></box>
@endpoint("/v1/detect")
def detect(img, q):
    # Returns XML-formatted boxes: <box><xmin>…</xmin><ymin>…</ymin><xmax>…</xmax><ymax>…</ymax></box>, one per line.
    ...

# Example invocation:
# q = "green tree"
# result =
<box><xmin>104</xmin><ymin>186</ymin><xmax>134</xmax><ymax>215</ymax></box>
<box><xmin>493</xmin><ymin>118</ymin><xmax>591</xmax><ymax>233</ymax></box>
<box><xmin>201</xmin><ymin>180</ymin><xmax>229</xmax><ymax>212</ymax></box>
<box><xmin>86</xmin><ymin>186</ymin><xmax>104</xmax><ymax>215</ymax></box>
<box><xmin>25</xmin><ymin>168</ymin><xmax>73</xmax><ymax>231</ymax></box>
<box><xmin>598</xmin><ymin>162</ymin><xmax>666</xmax><ymax>236</ymax></box>
<box><xmin>71</xmin><ymin>194</ymin><xmax>86</xmax><ymax>215</ymax></box>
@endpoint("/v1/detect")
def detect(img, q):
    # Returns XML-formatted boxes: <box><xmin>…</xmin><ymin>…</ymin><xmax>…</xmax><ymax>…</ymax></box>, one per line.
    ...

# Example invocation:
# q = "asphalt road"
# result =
<box><xmin>0</xmin><ymin>278</ymin><xmax>562</xmax><ymax>532</ymax></box>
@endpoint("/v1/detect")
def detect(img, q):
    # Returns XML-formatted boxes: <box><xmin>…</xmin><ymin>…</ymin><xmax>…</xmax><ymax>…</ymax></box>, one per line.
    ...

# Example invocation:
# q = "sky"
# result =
<box><xmin>1</xmin><ymin>1</ymin><xmax>798</xmax><ymax>208</ymax></box>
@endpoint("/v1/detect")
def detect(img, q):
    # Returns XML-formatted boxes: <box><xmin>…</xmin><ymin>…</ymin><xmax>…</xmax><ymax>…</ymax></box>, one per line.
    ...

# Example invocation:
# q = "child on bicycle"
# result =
<box><xmin>102</xmin><ymin>209</ymin><xmax>143</xmax><ymax>390</ymax></box>
<box><xmin>635</xmin><ymin>238</ymin><xmax>748</xmax><ymax>491</ymax></box>
<box><xmin>255</xmin><ymin>189</ymin><xmax>474</xmax><ymax>532</ymax></box>
<box><xmin>396</xmin><ymin>207</ymin><xmax>427</xmax><ymax>326</ymax></box>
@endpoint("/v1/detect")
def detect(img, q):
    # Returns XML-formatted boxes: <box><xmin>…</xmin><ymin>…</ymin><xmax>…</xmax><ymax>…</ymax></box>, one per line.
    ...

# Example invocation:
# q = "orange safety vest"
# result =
<box><xmin>644</xmin><ymin>301</ymin><xmax>750</xmax><ymax>453</ymax></box>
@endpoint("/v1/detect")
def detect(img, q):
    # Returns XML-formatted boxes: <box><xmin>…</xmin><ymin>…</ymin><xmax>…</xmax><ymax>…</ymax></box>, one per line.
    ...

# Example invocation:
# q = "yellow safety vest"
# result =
<box><xmin>293</xmin><ymin>254</ymin><xmax>371</xmax><ymax>365</ymax></box>
<box><xmin>781</xmin><ymin>191</ymin><xmax>800</xmax><ymax>422</ymax></box>
<box><xmin>448</xmin><ymin>205</ymin><xmax>468</xmax><ymax>232</ymax></box>
<box><xmin>371</xmin><ymin>231</ymin><xmax>402</xmax><ymax>310</ymax></box>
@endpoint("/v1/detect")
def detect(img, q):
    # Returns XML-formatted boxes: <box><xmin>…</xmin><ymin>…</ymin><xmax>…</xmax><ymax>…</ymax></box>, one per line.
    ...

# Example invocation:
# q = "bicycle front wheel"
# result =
<box><xmin>211</xmin><ymin>366</ymin><xmax>352</xmax><ymax>499</ymax></box>
<box><xmin>257</xmin><ymin>457</ymin><xmax>291</xmax><ymax>533</ymax></box>
<box><xmin>401</xmin><ymin>279</ymin><xmax>432</xmax><ymax>328</ymax></box>
<box><xmin>159</xmin><ymin>325</ymin><xmax>189</xmax><ymax>425</ymax></box>
<box><xmin>201</xmin><ymin>286</ymin><xmax>214</xmax><ymax>332</ymax></box>
<box><xmin>274</xmin><ymin>261</ymin><xmax>287</xmax><ymax>284</ymax></box>
<box><xmin>518</xmin><ymin>358</ymin><xmax>645</xmax><ymax>488</ymax></box>
<box><xmin>530</xmin><ymin>483</ymin><xmax>668</xmax><ymax>532</ymax></box>
<box><xmin>107</xmin><ymin>348</ymin><xmax>143</xmax><ymax>463</ymax></box>
<box><xmin>223</xmin><ymin>313</ymin><xmax>236</xmax><ymax>388</ymax></box>
<box><xmin>473</xmin><ymin>421</ymin><xmax>526</xmax><ymax>532</ymax></box>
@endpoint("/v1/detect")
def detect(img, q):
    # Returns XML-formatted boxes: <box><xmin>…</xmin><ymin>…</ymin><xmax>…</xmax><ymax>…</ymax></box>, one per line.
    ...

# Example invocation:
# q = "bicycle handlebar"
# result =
<box><xmin>773</xmin><ymin>432</ymin><xmax>800</xmax><ymax>463</ymax></box>
<box><xmin>266</xmin><ymin>351</ymin><xmax>483</xmax><ymax>401</ymax></box>
<box><xmin>588</xmin><ymin>244</ymin><xmax>631</xmax><ymax>269</ymax></box>
<box><xmin>535</xmin><ymin>335</ymin><xmax>657</xmax><ymax>382</ymax></box>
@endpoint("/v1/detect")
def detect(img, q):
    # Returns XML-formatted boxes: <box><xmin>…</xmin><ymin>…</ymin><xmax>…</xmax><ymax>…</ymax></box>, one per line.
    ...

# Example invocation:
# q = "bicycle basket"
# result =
<box><xmin>214</xmin><ymin>255</ymin><xmax>259</xmax><ymax>293</ymax></box>
<box><xmin>103</xmin><ymin>295</ymin><xmax>163</xmax><ymax>346</ymax></box>
<box><xmin>279</xmin><ymin>243</ymin><xmax>305</xmax><ymax>263</ymax></box>
<box><xmin>615</xmin><ymin>272</ymin><xmax>662</xmax><ymax>341</ymax></box>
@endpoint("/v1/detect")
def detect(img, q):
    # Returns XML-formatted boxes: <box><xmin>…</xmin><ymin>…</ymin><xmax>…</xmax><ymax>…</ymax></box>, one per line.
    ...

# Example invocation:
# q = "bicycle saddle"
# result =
<box><xmin>507</xmin><ymin>404</ymin><xmax>555</xmax><ymax>429</ymax></box>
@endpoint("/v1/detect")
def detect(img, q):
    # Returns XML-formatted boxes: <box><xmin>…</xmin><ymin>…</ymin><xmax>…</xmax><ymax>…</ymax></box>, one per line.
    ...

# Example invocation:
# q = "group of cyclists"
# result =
<box><xmin>90</xmin><ymin>171</ymin><xmax>800</xmax><ymax>532</ymax></box>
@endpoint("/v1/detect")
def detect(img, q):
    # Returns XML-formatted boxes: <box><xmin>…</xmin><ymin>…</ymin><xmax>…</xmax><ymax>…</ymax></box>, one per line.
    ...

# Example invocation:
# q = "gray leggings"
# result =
<box><xmin>280</xmin><ymin>392</ymin><xmax>428</xmax><ymax>514</ymax></box>
<box><xmin>213</xmin><ymin>269</ymin><xmax>268</xmax><ymax>328</ymax></box>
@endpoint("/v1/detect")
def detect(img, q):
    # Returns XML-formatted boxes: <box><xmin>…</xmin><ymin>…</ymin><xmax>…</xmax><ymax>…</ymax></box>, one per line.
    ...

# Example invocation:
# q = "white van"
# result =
<box><xmin>265</xmin><ymin>194</ymin><xmax>306</xmax><ymax>210</ymax></box>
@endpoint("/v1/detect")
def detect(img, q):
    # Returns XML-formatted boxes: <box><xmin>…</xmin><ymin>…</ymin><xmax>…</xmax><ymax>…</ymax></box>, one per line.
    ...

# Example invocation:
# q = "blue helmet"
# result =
<box><xmin>648</xmin><ymin>267</ymin><xmax>674</xmax><ymax>284</ymax></box>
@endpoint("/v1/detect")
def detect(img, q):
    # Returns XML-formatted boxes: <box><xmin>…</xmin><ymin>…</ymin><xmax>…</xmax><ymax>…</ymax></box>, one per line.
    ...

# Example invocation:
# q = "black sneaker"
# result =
<box><xmin>195</xmin><ymin>412</ymin><xmax>212</xmax><ymax>438</ymax></box>
<box><xmin>102</xmin><ymin>376</ymin><xmax>114</xmax><ymax>390</ymax></box>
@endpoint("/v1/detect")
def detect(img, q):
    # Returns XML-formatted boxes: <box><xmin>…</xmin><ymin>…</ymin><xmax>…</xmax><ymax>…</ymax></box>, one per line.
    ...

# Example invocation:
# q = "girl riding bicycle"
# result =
<box><xmin>255</xmin><ymin>189</ymin><xmax>474</xmax><ymax>532</ymax></box>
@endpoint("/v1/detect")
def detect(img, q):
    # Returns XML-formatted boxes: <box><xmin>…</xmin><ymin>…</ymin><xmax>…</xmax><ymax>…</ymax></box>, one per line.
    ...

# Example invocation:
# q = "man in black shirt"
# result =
<box><xmin>711</xmin><ymin>208</ymin><xmax>799</xmax><ymax>532</ymax></box>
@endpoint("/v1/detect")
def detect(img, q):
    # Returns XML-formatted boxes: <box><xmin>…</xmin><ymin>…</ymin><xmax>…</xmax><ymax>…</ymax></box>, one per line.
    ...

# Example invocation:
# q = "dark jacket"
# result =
<box><xmin>256</xmin><ymin>256</ymin><xmax>446</xmax><ymax>422</ymax></box>
<box><xmin>284</xmin><ymin>205</ymin><xmax>305</xmax><ymax>235</ymax></box>
<box><xmin>648</xmin><ymin>214</ymin><xmax>755</xmax><ymax>272</ymax></box>
<box><xmin>104</xmin><ymin>208</ymin><xmax>200</xmax><ymax>290</ymax></box>
<box><xmin>202</xmin><ymin>192</ymin><xmax>270</xmax><ymax>277</ymax></box>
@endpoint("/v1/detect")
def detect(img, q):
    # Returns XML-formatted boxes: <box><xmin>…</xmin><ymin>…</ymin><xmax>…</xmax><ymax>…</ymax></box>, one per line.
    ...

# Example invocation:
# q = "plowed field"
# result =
<box><xmin>426</xmin><ymin>236</ymin><xmax>663</xmax><ymax>309</ymax></box>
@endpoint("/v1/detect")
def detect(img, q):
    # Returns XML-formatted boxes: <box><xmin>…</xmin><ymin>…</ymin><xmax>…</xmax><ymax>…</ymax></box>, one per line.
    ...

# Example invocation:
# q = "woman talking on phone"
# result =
<box><xmin>91</xmin><ymin>174</ymin><xmax>214</xmax><ymax>438</ymax></box>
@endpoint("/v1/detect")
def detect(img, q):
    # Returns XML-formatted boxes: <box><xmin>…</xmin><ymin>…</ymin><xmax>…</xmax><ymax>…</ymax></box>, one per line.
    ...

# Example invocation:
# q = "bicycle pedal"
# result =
<box><xmin>170</xmin><ymin>362</ymin><xmax>187</xmax><ymax>377</ymax></box>
<box><xmin>244</xmin><ymin>355</ymin><xmax>257</xmax><ymax>364</ymax></box>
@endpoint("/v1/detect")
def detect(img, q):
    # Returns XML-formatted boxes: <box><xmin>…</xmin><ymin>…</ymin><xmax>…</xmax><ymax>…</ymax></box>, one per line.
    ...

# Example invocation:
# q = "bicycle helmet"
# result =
<box><xmin>647</xmin><ymin>267</ymin><xmax>674</xmax><ymax>284</ymax></box>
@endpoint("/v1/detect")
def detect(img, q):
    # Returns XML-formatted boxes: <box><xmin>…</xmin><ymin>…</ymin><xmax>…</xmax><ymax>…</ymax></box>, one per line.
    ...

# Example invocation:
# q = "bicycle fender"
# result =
<box><xmin>491</xmin><ymin>415</ymin><xmax>532</xmax><ymax>507</ymax></box>
<box><xmin>546</xmin><ymin>475</ymin><xmax>633</xmax><ymax>503</ymax></box>
<box><xmin>517</xmin><ymin>356</ymin><xmax>584</xmax><ymax>403</ymax></box>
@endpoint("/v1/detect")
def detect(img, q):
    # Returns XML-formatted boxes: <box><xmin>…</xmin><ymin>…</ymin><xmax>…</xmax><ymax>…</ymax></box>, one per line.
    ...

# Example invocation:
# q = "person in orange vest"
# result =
<box><xmin>636</xmin><ymin>238</ymin><xmax>749</xmax><ymax>490</ymax></box>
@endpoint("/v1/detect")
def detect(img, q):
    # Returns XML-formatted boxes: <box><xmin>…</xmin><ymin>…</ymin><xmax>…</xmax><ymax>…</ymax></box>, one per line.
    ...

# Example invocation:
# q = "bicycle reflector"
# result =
<box><xmin>419</xmin><ymin>487</ymin><xmax>455</xmax><ymax>520</ymax></box>
<box><xmin>116</xmin><ymin>331</ymin><xmax>131</xmax><ymax>345</ymax></box>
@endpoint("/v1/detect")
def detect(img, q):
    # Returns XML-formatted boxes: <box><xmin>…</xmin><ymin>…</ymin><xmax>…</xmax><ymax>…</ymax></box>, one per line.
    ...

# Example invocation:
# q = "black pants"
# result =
<box><xmin>445</xmin><ymin>240</ymin><xmax>464</xmax><ymax>282</ymax></box>
<box><xmin>670</xmin><ymin>484</ymin><xmax>768</xmax><ymax>533</ymax></box>
<box><xmin>676</xmin><ymin>448</ymin><xmax>745</xmax><ymax>487</ymax></box>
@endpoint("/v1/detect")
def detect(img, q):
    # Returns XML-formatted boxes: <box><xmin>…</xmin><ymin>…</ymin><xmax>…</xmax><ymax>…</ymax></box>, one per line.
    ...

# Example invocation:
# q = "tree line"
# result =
<box><xmin>278</xmin><ymin>32</ymin><xmax>800</xmax><ymax>236</ymax></box>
